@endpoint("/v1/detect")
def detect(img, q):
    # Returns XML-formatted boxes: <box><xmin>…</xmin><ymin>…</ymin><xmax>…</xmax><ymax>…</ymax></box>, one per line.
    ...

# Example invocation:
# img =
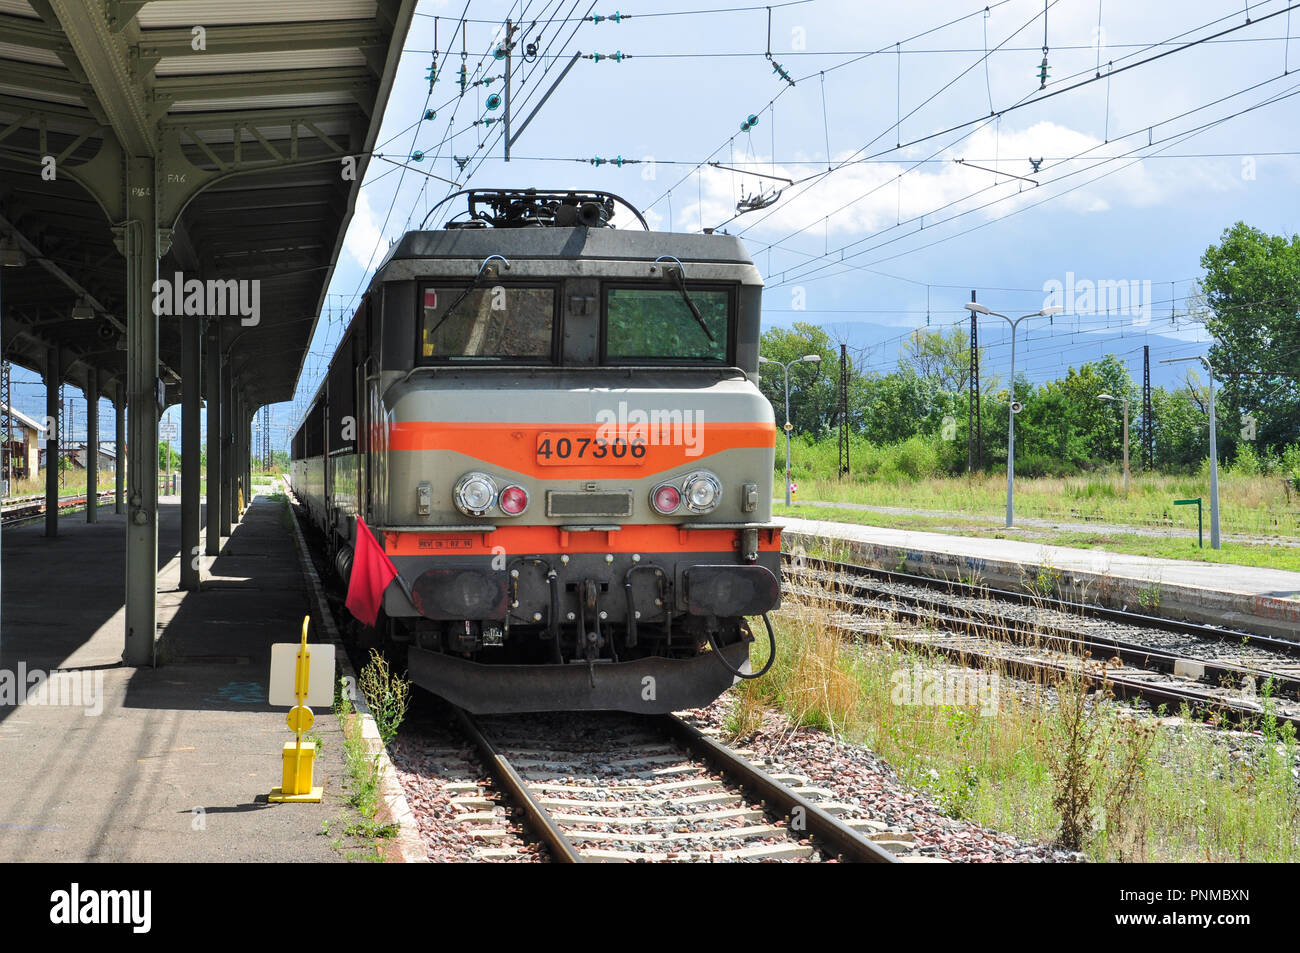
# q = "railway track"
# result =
<box><xmin>1</xmin><ymin>490</ymin><xmax>115</xmax><ymax>526</ymax></box>
<box><xmin>433</xmin><ymin>707</ymin><xmax>901</xmax><ymax>863</ymax></box>
<box><xmin>788</xmin><ymin>556</ymin><xmax>1300</xmax><ymax>730</ymax></box>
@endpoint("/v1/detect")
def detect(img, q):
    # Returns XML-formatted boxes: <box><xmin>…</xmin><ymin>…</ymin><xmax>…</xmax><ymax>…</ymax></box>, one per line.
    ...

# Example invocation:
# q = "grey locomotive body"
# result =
<box><xmin>289</xmin><ymin>190</ymin><xmax>782</xmax><ymax>713</ymax></box>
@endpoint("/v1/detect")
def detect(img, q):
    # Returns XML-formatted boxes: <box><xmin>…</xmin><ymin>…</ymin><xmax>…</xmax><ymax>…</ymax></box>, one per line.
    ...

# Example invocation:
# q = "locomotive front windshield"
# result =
<box><xmin>420</xmin><ymin>285</ymin><xmax>554</xmax><ymax>361</ymax></box>
<box><xmin>605</xmin><ymin>287</ymin><xmax>730</xmax><ymax>363</ymax></box>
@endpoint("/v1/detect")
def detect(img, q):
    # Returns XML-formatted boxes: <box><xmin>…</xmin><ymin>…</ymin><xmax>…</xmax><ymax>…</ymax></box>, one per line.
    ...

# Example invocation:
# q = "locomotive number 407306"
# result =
<box><xmin>536</xmin><ymin>431</ymin><xmax>647</xmax><ymax>465</ymax></box>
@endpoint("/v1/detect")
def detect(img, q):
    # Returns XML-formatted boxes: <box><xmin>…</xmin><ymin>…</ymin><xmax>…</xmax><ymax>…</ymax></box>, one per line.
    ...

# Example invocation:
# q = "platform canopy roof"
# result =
<box><xmin>0</xmin><ymin>0</ymin><xmax>415</xmax><ymax>408</ymax></box>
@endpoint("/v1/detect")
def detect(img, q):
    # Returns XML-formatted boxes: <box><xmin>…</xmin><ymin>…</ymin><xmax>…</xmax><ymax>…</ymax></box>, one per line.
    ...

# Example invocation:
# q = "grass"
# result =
<box><xmin>7</xmin><ymin>471</ymin><xmax>91</xmax><ymax>496</ymax></box>
<box><xmin>782</xmin><ymin>469</ymin><xmax>1300</xmax><ymax>539</ymax></box>
<box><xmin>728</xmin><ymin>578</ymin><xmax>1300</xmax><ymax>861</ymax></box>
<box><xmin>775</xmin><ymin>502</ymin><xmax>1300</xmax><ymax>573</ymax></box>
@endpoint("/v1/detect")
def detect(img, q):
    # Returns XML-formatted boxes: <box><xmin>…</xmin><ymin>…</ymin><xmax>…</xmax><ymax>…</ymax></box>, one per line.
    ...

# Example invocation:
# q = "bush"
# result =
<box><xmin>892</xmin><ymin>434</ymin><xmax>943</xmax><ymax>480</ymax></box>
<box><xmin>1232</xmin><ymin>443</ymin><xmax>1262</xmax><ymax>476</ymax></box>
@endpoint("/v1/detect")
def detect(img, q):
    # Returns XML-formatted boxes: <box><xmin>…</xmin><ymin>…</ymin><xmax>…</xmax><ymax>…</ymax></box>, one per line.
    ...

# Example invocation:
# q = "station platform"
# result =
<box><xmin>0</xmin><ymin>493</ymin><xmax>352</xmax><ymax>862</ymax></box>
<box><xmin>778</xmin><ymin>515</ymin><xmax>1300</xmax><ymax>640</ymax></box>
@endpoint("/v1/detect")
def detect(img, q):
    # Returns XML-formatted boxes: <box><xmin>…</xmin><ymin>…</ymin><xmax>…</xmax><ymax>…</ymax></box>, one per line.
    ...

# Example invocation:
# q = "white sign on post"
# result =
<box><xmin>268</xmin><ymin>642</ymin><xmax>336</xmax><ymax>708</ymax></box>
<box><xmin>159</xmin><ymin>422</ymin><xmax>178</xmax><ymax>440</ymax></box>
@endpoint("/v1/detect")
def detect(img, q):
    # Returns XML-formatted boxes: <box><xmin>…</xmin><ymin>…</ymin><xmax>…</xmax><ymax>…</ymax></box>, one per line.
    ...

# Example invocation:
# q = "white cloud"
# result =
<box><xmin>668</xmin><ymin>119</ymin><xmax>1236</xmax><ymax>248</ymax></box>
<box><xmin>344</xmin><ymin>189</ymin><xmax>385</xmax><ymax>270</ymax></box>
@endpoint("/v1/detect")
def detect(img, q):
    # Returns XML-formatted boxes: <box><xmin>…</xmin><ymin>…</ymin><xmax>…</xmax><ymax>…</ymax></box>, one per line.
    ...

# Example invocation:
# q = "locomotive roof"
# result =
<box><xmin>376</xmin><ymin>228</ymin><xmax>756</xmax><ymax>271</ymax></box>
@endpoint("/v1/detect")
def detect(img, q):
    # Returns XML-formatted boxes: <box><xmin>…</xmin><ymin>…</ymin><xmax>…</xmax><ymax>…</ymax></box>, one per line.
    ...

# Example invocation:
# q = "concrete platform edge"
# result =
<box><xmin>784</xmin><ymin>529</ymin><xmax>1300</xmax><ymax>641</ymax></box>
<box><xmin>282</xmin><ymin>485</ymin><xmax>427</xmax><ymax>864</ymax></box>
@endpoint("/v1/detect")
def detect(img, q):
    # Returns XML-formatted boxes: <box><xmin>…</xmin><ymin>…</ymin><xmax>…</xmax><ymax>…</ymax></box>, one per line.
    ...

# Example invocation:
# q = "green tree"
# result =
<box><xmin>1200</xmin><ymin>222</ymin><xmax>1300</xmax><ymax>456</ymax></box>
<box><xmin>898</xmin><ymin>325</ymin><xmax>971</xmax><ymax>392</ymax></box>
<box><xmin>757</xmin><ymin>323</ymin><xmax>840</xmax><ymax>437</ymax></box>
<box><xmin>859</xmin><ymin>370</ymin><xmax>935</xmax><ymax>445</ymax></box>
<box><xmin>1151</xmin><ymin>381</ymin><xmax>1208</xmax><ymax>470</ymax></box>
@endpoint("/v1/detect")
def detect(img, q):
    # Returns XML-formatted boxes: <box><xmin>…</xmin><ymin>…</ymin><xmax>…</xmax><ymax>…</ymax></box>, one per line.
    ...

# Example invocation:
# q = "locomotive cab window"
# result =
<box><xmin>419</xmin><ymin>284</ymin><xmax>555</xmax><ymax>361</ymax></box>
<box><xmin>604</xmin><ymin>285</ymin><xmax>731</xmax><ymax>363</ymax></box>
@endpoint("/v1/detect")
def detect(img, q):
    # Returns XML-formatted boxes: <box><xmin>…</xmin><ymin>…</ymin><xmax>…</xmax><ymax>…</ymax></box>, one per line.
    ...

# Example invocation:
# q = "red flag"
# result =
<box><xmin>345</xmin><ymin>516</ymin><xmax>399</xmax><ymax>627</ymax></box>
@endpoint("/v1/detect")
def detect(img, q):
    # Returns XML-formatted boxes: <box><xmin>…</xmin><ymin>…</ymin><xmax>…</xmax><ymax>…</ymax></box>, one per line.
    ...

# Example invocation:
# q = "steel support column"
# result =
<box><xmin>44</xmin><ymin>345</ymin><xmax>59</xmax><ymax>538</ymax></box>
<box><xmin>123</xmin><ymin>156</ymin><xmax>160</xmax><ymax>667</ymax></box>
<box><xmin>244</xmin><ymin>400</ymin><xmax>252</xmax><ymax>507</ymax></box>
<box><xmin>232</xmin><ymin>393</ymin><xmax>241</xmax><ymax>521</ymax></box>
<box><xmin>180</xmin><ymin>315</ymin><xmax>201</xmax><ymax>589</ymax></box>
<box><xmin>86</xmin><ymin>373</ymin><xmax>98</xmax><ymax>523</ymax></box>
<box><xmin>236</xmin><ymin>394</ymin><xmax>247</xmax><ymax>518</ymax></box>
<box><xmin>220</xmin><ymin>356</ymin><xmax>233</xmax><ymax>537</ymax></box>
<box><xmin>233</xmin><ymin>392</ymin><xmax>242</xmax><ymax>522</ymax></box>
<box><xmin>204</xmin><ymin>320</ymin><xmax>221</xmax><ymax>556</ymax></box>
<box><xmin>114</xmin><ymin>381</ymin><xmax>124</xmax><ymax>514</ymax></box>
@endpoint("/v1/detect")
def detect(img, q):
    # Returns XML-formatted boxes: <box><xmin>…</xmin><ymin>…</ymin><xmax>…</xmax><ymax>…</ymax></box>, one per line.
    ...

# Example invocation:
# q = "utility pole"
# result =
<box><xmin>837</xmin><ymin>343</ymin><xmax>849</xmax><ymax>479</ymax></box>
<box><xmin>59</xmin><ymin>383</ymin><xmax>66</xmax><ymax>488</ymax></box>
<box><xmin>503</xmin><ymin>19</ymin><xmax>512</xmax><ymax>161</ymax></box>
<box><xmin>1206</xmin><ymin>363</ymin><xmax>1219</xmax><ymax>549</ymax></box>
<box><xmin>1142</xmin><ymin>344</ymin><xmax>1153</xmax><ymax>470</ymax></box>
<box><xmin>967</xmin><ymin>290</ymin><xmax>982</xmax><ymax>473</ymax></box>
<box><xmin>1162</xmin><ymin>355</ymin><xmax>1221</xmax><ymax>549</ymax></box>
<box><xmin>261</xmin><ymin>404</ymin><xmax>271</xmax><ymax>470</ymax></box>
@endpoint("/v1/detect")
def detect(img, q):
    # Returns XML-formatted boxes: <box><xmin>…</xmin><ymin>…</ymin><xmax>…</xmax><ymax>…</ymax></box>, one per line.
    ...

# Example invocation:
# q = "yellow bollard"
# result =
<box><xmin>268</xmin><ymin>616</ymin><xmax>323</xmax><ymax>803</ymax></box>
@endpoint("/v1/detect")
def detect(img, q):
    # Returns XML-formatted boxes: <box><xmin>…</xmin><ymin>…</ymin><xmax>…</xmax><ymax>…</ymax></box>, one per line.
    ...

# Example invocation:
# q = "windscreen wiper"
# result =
<box><xmin>663</xmin><ymin>265</ymin><xmax>716</xmax><ymax>344</ymax></box>
<box><xmin>424</xmin><ymin>254</ymin><xmax>511</xmax><ymax>342</ymax></box>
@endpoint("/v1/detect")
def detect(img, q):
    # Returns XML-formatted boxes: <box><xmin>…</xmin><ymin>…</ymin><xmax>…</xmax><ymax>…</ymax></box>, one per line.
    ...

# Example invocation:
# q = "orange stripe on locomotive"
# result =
<box><xmin>387</xmin><ymin>419</ymin><xmax>776</xmax><ymax>480</ymax></box>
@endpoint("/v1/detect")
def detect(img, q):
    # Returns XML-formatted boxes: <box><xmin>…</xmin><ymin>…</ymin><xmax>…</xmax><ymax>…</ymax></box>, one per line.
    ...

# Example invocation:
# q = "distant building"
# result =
<box><xmin>0</xmin><ymin>403</ymin><xmax>45</xmax><ymax>481</ymax></box>
<box><xmin>38</xmin><ymin>441</ymin><xmax>116</xmax><ymax>473</ymax></box>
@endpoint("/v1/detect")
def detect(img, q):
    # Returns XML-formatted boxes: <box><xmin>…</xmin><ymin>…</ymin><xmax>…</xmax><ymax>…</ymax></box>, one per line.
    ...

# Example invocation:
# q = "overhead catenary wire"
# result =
<box><xmin>734</xmin><ymin>0</ymin><xmax>1299</xmax><ymax>248</ymax></box>
<box><xmin>763</xmin><ymin>66</ymin><xmax>1300</xmax><ymax>290</ymax></box>
<box><xmin>641</xmin><ymin>0</ymin><xmax>1021</xmax><ymax>217</ymax></box>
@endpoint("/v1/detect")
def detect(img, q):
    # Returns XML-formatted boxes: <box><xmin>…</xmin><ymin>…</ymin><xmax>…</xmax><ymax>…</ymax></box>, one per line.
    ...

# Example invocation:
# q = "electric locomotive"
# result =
<box><xmin>289</xmin><ymin>189</ymin><xmax>781</xmax><ymax>713</ymax></box>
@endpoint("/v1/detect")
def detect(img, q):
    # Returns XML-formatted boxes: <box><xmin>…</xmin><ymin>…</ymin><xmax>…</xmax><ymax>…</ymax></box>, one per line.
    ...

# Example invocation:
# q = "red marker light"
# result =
<box><xmin>652</xmin><ymin>484</ymin><xmax>681</xmax><ymax>514</ymax></box>
<box><xmin>499</xmin><ymin>485</ymin><xmax>529</xmax><ymax>515</ymax></box>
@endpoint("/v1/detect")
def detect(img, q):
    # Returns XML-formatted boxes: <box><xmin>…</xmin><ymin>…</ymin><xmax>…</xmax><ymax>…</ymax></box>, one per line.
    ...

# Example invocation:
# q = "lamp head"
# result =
<box><xmin>964</xmin><ymin>302</ymin><xmax>991</xmax><ymax>315</ymax></box>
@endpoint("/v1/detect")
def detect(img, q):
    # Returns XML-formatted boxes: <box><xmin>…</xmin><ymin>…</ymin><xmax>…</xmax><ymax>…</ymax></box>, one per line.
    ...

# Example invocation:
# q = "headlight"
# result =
<box><xmin>682</xmin><ymin>471</ymin><xmax>722</xmax><ymax>513</ymax></box>
<box><xmin>454</xmin><ymin>472</ymin><xmax>498</xmax><ymax>516</ymax></box>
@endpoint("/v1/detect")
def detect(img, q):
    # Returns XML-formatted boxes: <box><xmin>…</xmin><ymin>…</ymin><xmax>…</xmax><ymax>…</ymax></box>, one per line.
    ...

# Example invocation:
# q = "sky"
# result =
<box><xmin>9</xmin><ymin>0</ymin><xmax>1300</xmax><ymax>453</ymax></box>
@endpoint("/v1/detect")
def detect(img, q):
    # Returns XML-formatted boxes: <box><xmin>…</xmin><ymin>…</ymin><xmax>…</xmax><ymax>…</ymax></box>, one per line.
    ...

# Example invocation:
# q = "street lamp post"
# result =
<box><xmin>758</xmin><ymin>353</ymin><xmax>821</xmax><ymax>506</ymax></box>
<box><xmin>1161</xmin><ymin>354</ymin><xmax>1221</xmax><ymax>549</ymax></box>
<box><xmin>1097</xmin><ymin>393</ymin><xmax>1130</xmax><ymax>493</ymax></box>
<box><xmin>964</xmin><ymin>302</ymin><xmax>1062</xmax><ymax>527</ymax></box>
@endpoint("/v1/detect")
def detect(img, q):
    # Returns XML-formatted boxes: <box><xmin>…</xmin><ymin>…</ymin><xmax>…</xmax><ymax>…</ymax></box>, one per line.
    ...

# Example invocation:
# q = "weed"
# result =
<box><xmin>1137</xmin><ymin>581</ymin><xmax>1162</xmax><ymax>612</ymax></box>
<box><xmin>358</xmin><ymin>650</ymin><xmax>411</xmax><ymax>746</ymax></box>
<box><xmin>1024</xmin><ymin>560</ymin><xmax>1062</xmax><ymax>599</ymax></box>
<box><xmin>345</xmin><ymin>818</ymin><xmax>399</xmax><ymax>839</ymax></box>
<box><xmin>1037</xmin><ymin>666</ymin><xmax>1158</xmax><ymax>852</ymax></box>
